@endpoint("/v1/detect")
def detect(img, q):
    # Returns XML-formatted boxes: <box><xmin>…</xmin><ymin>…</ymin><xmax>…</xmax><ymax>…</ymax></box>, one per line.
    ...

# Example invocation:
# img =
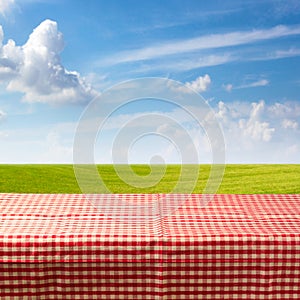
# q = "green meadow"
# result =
<box><xmin>0</xmin><ymin>164</ymin><xmax>299</xmax><ymax>194</ymax></box>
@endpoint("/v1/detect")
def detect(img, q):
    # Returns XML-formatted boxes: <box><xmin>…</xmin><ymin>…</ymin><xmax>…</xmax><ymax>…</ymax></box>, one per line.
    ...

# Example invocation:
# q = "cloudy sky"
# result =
<box><xmin>0</xmin><ymin>0</ymin><xmax>300</xmax><ymax>163</ymax></box>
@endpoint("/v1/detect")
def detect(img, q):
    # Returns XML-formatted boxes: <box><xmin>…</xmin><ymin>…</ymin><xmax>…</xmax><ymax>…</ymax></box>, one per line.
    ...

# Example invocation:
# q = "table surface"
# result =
<box><xmin>1</xmin><ymin>193</ymin><xmax>300</xmax><ymax>299</ymax></box>
<box><xmin>1</xmin><ymin>193</ymin><xmax>300</xmax><ymax>262</ymax></box>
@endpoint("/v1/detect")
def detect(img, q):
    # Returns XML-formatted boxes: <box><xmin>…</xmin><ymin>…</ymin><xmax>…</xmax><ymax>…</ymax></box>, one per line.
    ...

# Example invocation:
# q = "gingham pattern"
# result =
<box><xmin>0</xmin><ymin>193</ymin><xmax>300</xmax><ymax>299</ymax></box>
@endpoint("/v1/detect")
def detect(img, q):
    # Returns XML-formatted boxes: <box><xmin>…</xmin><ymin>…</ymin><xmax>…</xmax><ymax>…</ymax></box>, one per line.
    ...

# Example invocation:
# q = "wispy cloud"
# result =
<box><xmin>223</xmin><ymin>78</ymin><xmax>269</xmax><ymax>92</ymax></box>
<box><xmin>272</xmin><ymin>48</ymin><xmax>300</xmax><ymax>59</ymax></box>
<box><xmin>0</xmin><ymin>0</ymin><xmax>14</xmax><ymax>16</ymax></box>
<box><xmin>131</xmin><ymin>8</ymin><xmax>241</xmax><ymax>33</ymax></box>
<box><xmin>236</xmin><ymin>79</ymin><xmax>269</xmax><ymax>89</ymax></box>
<box><xmin>119</xmin><ymin>53</ymin><xmax>235</xmax><ymax>75</ymax></box>
<box><xmin>101</xmin><ymin>25</ymin><xmax>300</xmax><ymax>66</ymax></box>
<box><xmin>252</xmin><ymin>47</ymin><xmax>300</xmax><ymax>61</ymax></box>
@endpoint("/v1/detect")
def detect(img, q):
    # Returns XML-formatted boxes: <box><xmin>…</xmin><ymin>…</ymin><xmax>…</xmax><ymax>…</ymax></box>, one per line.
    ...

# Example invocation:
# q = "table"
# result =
<box><xmin>0</xmin><ymin>193</ymin><xmax>300</xmax><ymax>299</ymax></box>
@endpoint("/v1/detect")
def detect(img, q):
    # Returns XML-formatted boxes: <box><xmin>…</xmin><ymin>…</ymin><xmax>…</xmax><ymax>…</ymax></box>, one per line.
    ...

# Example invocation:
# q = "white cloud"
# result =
<box><xmin>42</xmin><ymin>131</ymin><xmax>73</xmax><ymax>163</ymax></box>
<box><xmin>0</xmin><ymin>0</ymin><xmax>14</xmax><ymax>16</ymax></box>
<box><xmin>185</xmin><ymin>74</ymin><xmax>211</xmax><ymax>93</ymax></box>
<box><xmin>1</xmin><ymin>98</ymin><xmax>300</xmax><ymax>163</ymax></box>
<box><xmin>276</xmin><ymin>48</ymin><xmax>300</xmax><ymax>58</ymax></box>
<box><xmin>282</xmin><ymin>119</ymin><xmax>298</xmax><ymax>129</ymax></box>
<box><xmin>122</xmin><ymin>53</ymin><xmax>234</xmax><ymax>74</ymax></box>
<box><xmin>223</xmin><ymin>84</ymin><xmax>233</xmax><ymax>92</ymax></box>
<box><xmin>168</xmin><ymin>74</ymin><xmax>212</xmax><ymax>95</ymax></box>
<box><xmin>0</xmin><ymin>109</ymin><xmax>5</xmax><ymax>120</ymax></box>
<box><xmin>238</xmin><ymin>101</ymin><xmax>274</xmax><ymax>142</ymax></box>
<box><xmin>268</xmin><ymin>102</ymin><xmax>300</xmax><ymax>118</ymax></box>
<box><xmin>224</xmin><ymin>79</ymin><xmax>269</xmax><ymax>91</ymax></box>
<box><xmin>216</xmin><ymin>100</ymin><xmax>275</xmax><ymax>144</ymax></box>
<box><xmin>101</xmin><ymin>25</ymin><xmax>300</xmax><ymax>65</ymax></box>
<box><xmin>271</xmin><ymin>0</ymin><xmax>300</xmax><ymax>19</ymax></box>
<box><xmin>216</xmin><ymin>101</ymin><xmax>244</xmax><ymax>122</ymax></box>
<box><xmin>0</xmin><ymin>19</ymin><xmax>97</xmax><ymax>105</ymax></box>
<box><xmin>0</xmin><ymin>109</ymin><xmax>7</xmax><ymax>139</ymax></box>
<box><xmin>236</xmin><ymin>79</ymin><xmax>269</xmax><ymax>89</ymax></box>
<box><xmin>216</xmin><ymin>101</ymin><xmax>230</xmax><ymax>122</ymax></box>
<box><xmin>161</xmin><ymin>54</ymin><xmax>233</xmax><ymax>71</ymax></box>
<box><xmin>212</xmin><ymin>100</ymin><xmax>300</xmax><ymax>162</ymax></box>
<box><xmin>0</xmin><ymin>121</ymin><xmax>76</xmax><ymax>162</ymax></box>
<box><xmin>266</xmin><ymin>48</ymin><xmax>300</xmax><ymax>60</ymax></box>
<box><xmin>96</xmin><ymin>99</ymin><xmax>300</xmax><ymax>163</ymax></box>
<box><xmin>101</xmin><ymin>99</ymin><xmax>295</xmax><ymax>159</ymax></box>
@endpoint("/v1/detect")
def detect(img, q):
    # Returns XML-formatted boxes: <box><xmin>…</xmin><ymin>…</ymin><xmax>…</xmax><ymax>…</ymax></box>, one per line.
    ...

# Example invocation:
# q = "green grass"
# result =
<box><xmin>0</xmin><ymin>164</ymin><xmax>299</xmax><ymax>194</ymax></box>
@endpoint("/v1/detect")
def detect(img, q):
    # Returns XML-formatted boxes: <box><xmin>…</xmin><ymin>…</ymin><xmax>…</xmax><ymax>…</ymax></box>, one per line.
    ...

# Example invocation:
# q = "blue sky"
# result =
<box><xmin>0</xmin><ymin>0</ymin><xmax>300</xmax><ymax>163</ymax></box>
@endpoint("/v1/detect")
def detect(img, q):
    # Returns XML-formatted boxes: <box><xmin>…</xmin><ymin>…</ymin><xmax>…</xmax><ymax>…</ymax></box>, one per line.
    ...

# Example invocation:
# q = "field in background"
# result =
<box><xmin>0</xmin><ymin>164</ymin><xmax>299</xmax><ymax>194</ymax></box>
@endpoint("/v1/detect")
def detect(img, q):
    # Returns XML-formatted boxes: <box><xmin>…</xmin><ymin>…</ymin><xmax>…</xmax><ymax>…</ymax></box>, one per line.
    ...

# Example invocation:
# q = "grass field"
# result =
<box><xmin>0</xmin><ymin>164</ymin><xmax>299</xmax><ymax>194</ymax></box>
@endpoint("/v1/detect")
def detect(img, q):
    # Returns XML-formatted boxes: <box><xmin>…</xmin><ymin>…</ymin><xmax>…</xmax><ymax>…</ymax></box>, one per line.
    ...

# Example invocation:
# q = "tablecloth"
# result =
<box><xmin>0</xmin><ymin>193</ymin><xmax>300</xmax><ymax>299</ymax></box>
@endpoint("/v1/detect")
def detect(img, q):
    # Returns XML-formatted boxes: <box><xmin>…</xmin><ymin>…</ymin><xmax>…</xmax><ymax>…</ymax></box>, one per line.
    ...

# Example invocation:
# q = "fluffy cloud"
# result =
<box><xmin>95</xmin><ymin>99</ymin><xmax>300</xmax><ymax>163</ymax></box>
<box><xmin>268</xmin><ymin>102</ymin><xmax>300</xmax><ymax>117</ymax></box>
<box><xmin>0</xmin><ymin>19</ymin><xmax>97</xmax><ymax>105</ymax></box>
<box><xmin>216</xmin><ymin>100</ymin><xmax>275</xmax><ymax>142</ymax></box>
<box><xmin>0</xmin><ymin>0</ymin><xmax>14</xmax><ymax>16</ymax></box>
<box><xmin>185</xmin><ymin>74</ymin><xmax>211</xmax><ymax>93</ymax></box>
<box><xmin>213</xmin><ymin>100</ymin><xmax>300</xmax><ymax>162</ymax></box>
<box><xmin>282</xmin><ymin>119</ymin><xmax>298</xmax><ymax>129</ymax></box>
<box><xmin>1</xmin><ymin>99</ymin><xmax>299</xmax><ymax>163</ymax></box>
<box><xmin>239</xmin><ymin>101</ymin><xmax>274</xmax><ymax>142</ymax></box>
<box><xmin>167</xmin><ymin>74</ymin><xmax>212</xmax><ymax>94</ymax></box>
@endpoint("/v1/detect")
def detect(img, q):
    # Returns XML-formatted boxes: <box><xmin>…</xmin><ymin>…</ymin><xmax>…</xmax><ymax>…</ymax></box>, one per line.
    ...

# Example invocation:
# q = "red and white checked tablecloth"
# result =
<box><xmin>0</xmin><ymin>193</ymin><xmax>300</xmax><ymax>299</ymax></box>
